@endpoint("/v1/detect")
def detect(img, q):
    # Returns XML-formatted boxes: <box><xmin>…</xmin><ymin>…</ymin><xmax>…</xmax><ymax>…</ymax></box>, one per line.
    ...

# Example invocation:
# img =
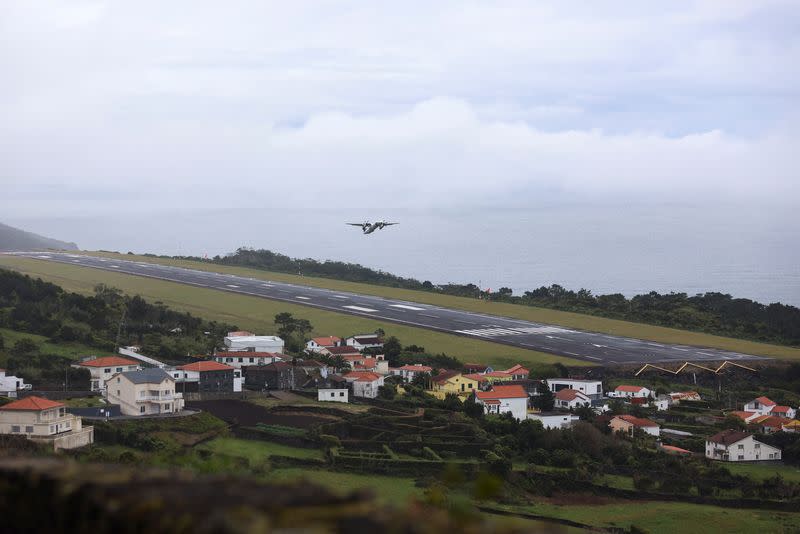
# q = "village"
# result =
<box><xmin>2</xmin><ymin>329</ymin><xmax>798</xmax><ymax>469</ymax></box>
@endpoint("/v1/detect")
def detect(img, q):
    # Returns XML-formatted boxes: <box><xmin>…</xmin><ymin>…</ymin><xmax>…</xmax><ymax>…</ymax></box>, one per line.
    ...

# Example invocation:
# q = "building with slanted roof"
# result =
<box><xmin>728</xmin><ymin>411</ymin><xmax>761</xmax><ymax>423</ymax></box>
<box><xmin>73</xmin><ymin>356</ymin><xmax>140</xmax><ymax>391</ymax></box>
<box><xmin>526</xmin><ymin>411</ymin><xmax>579</xmax><ymax>429</ymax></box>
<box><xmin>706</xmin><ymin>429</ymin><xmax>781</xmax><ymax>462</ymax></box>
<box><xmin>609</xmin><ymin>385</ymin><xmax>652</xmax><ymax>399</ymax></box>
<box><xmin>429</xmin><ymin>371</ymin><xmax>480</xmax><ymax>399</ymax></box>
<box><xmin>503</xmin><ymin>364</ymin><xmax>530</xmax><ymax>380</ymax></box>
<box><xmin>0</xmin><ymin>396</ymin><xmax>93</xmax><ymax>450</ymax></box>
<box><xmin>545</xmin><ymin>378</ymin><xmax>603</xmax><ymax>400</ymax></box>
<box><xmin>744</xmin><ymin>396</ymin><xmax>777</xmax><ymax>416</ymax></box>
<box><xmin>475</xmin><ymin>385</ymin><xmax>529</xmax><ymax>420</ymax></box>
<box><xmin>105</xmin><ymin>368</ymin><xmax>184</xmax><ymax>416</ymax></box>
<box><xmin>171</xmin><ymin>361</ymin><xmax>241</xmax><ymax>393</ymax></box>
<box><xmin>223</xmin><ymin>335</ymin><xmax>284</xmax><ymax>353</ymax></box>
<box><xmin>388</xmin><ymin>364</ymin><xmax>433</xmax><ymax>382</ymax></box>
<box><xmin>345</xmin><ymin>334</ymin><xmax>383</xmax><ymax>351</ymax></box>
<box><xmin>609</xmin><ymin>415</ymin><xmax>660</xmax><ymax>437</ymax></box>
<box><xmin>463</xmin><ymin>363</ymin><xmax>493</xmax><ymax>374</ymax></box>
<box><xmin>770</xmin><ymin>405</ymin><xmax>797</xmax><ymax>419</ymax></box>
<box><xmin>305</xmin><ymin>336</ymin><xmax>343</xmax><ymax>353</ymax></box>
<box><xmin>342</xmin><ymin>371</ymin><xmax>385</xmax><ymax>398</ymax></box>
<box><xmin>320</xmin><ymin>345</ymin><xmax>362</xmax><ymax>358</ymax></box>
<box><xmin>554</xmin><ymin>388</ymin><xmax>591</xmax><ymax>410</ymax></box>
<box><xmin>783</xmin><ymin>420</ymin><xmax>800</xmax><ymax>433</ymax></box>
<box><xmin>750</xmin><ymin>415</ymin><xmax>787</xmax><ymax>434</ymax></box>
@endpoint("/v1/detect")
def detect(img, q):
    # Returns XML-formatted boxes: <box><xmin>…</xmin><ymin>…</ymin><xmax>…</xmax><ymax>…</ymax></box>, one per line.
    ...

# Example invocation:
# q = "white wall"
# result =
<box><xmin>527</xmin><ymin>413</ymin><xmax>579</xmax><ymax>429</ymax></box>
<box><xmin>479</xmin><ymin>397</ymin><xmax>528</xmax><ymax>421</ymax></box>
<box><xmin>318</xmin><ymin>389</ymin><xmax>349</xmax><ymax>403</ymax></box>
<box><xmin>706</xmin><ymin>435</ymin><xmax>781</xmax><ymax>462</ymax></box>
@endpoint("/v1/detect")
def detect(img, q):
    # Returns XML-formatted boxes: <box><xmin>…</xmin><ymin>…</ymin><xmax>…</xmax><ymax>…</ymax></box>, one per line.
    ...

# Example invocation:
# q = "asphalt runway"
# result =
<box><xmin>4</xmin><ymin>252</ymin><xmax>767</xmax><ymax>365</ymax></box>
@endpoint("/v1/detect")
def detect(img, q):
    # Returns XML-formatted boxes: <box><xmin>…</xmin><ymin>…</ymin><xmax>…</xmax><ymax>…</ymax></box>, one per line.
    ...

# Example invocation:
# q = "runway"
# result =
<box><xmin>3</xmin><ymin>251</ymin><xmax>767</xmax><ymax>365</ymax></box>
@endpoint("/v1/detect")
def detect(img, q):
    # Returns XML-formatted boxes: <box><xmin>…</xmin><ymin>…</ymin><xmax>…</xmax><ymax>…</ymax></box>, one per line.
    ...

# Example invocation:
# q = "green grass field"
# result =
<box><xmin>500</xmin><ymin>500</ymin><xmax>800</xmax><ymax>533</ymax></box>
<box><xmin>724</xmin><ymin>462</ymin><xmax>800</xmax><ymax>483</ymax></box>
<box><xmin>75</xmin><ymin>251</ymin><xmax>800</xmax><ymax>361</ymax></box>
<box><xmin>198</xmin><ymin>437</ymin><xmax>324</xmax><ymax>461</ymax></box>
<box><xmin>0</xmin><ymin>256</ymin><xmax>582</xmax><ymax>369</ymax></box>
<box><xmin>0</xmin><ymin>327</ymin><xmax>107</xmax><ymax>364</ymax></box>
<box><xmin>267</xmin><ymin>467</ymin><xmax>423</xmax><ymax>502</ymax></box>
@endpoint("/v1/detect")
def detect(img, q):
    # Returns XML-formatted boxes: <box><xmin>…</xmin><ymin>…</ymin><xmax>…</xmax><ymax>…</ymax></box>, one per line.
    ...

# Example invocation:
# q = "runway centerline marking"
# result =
<box><xmin>343</xmin><ymin>305</ymin><xmax>378</xmax><ymax>313</ymax></box>
<box><xmin>389</xmin><ymin>304</ymin><xmax>425</xmax><ymax>311</ymax></box>
<box><xmin>295</xmin><ymin>296</ymin><xmax>310</xmax><ymax>300</ymax></box>
<box><xmin>226</xmin><ymin>284</ymin><xmax>239</xmax><ymax>288</ymax></box>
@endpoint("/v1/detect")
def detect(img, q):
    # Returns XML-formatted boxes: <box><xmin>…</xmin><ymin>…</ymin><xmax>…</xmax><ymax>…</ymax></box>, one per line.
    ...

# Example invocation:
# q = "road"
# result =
<box><xmin>4</xmin><ymin>251</ymin><xmax>767</xmax><ymax>365</ymax></box>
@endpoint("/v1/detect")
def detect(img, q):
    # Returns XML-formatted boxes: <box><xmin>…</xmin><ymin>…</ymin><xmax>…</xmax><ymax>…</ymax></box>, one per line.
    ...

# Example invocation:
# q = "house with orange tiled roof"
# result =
<box><xmin>504</xmin><ymin>364</ymin><xmax>530</xmax><ymax>380</ymax></box>
<box><xmin>609</xmin><ymin>414</ymin><xmax>660</xmax><ymax>437</ymax></box>
<box><xmin>744</xmin><ymin>396</ymin><xmax>777</xmax><ymax>416</ymax></box>
<box><xmin>73</xmin><ymin>356</ymin><xmax>141</xmax><ymax>392</ymax></box>
<box><xmin>305</xmin><ymin>336</ymin><xmax>343</xmax><ymax>353</ymax></box>
<box><xmin>342</xmin><ymin>371</ymin><xmax>385</xmax><ymax>398</ymax></box>
<box><xmin>609</xmin><ymin>385</ymin><xmax>652</xmax><ymax>399</ymax></box>
<box><xmin>170</xmin><ymin>360</ymin><xmax>241</xmax><ymax>393</ymax></box>
<box><xmin>770</xmin><ymin>405</ymin><xmax>797</xmax><ymax>419</ymax></box>
<box><xmin>475</xmin><ymin>385</ymin><xmax>529</xmax><ymax>420</ymax></box>
<box><xmin>0</xmin><ymin>396</ymin><xmax>93</xmax><ymax>450</ymax></box>
<box><xmin>706</xmin><ymin>429</ymin><xmax>781</xmax><ymax>462</ymax></box>
<box><xmin>554</xmin><ymin>388</ymin><xmax>591</xmax><ymax>410</ymax></box>
<box><xmin>782</xmin><ymin>420</ymin><xmax>800</xmax><ymax>433</ymax></box>
<box><xmin>728</xmin><ymin>411</ymin><xmax>761</xmax><ymax>423</ymax></box>
<box><xmin>750</xmin><ymin>415</ymin><xmax>787</xmax><ymax>434</ymax></box>
<box><xmin>428</xmin><ymin>371</ymin><xmax>481</xmax><ymax>400</ymax></box>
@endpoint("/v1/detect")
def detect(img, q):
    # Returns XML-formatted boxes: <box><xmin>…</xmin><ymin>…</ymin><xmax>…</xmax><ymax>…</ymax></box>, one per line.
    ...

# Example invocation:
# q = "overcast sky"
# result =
<box><xmin>2</xmin><ymin>1</ymin><xmax>798</xmax><ymax>217</ymax></box>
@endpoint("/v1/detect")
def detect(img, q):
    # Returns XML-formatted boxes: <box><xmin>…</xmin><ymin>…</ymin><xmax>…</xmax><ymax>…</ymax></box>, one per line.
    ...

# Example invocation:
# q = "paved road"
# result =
<box><xmin>4</xmin><ymin>251</ymin><xmax>766</xmax><ymax>365</ymax></box>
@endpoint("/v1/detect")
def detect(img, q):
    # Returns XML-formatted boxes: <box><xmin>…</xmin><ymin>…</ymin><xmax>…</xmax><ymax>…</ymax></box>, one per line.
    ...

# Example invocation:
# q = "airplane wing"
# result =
<box><xmin>382</xmin><ymin>222</ymin><xmax>398</xmax><ymax>226</ymax></box>
<box><xmin>346</xmin><ymin>223</ymin><xmax>365</xmax><ymax>226</ymax></box>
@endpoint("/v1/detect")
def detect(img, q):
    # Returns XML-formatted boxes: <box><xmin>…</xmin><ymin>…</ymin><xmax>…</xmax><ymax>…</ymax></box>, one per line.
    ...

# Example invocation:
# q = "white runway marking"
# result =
<box><xmin>389</xmin><ymin>304</ymin><xmax>425</xmax><ymax>311</ymax></box>
<box><xmin>330</xmin><ymin>295</ymin><xmax>349</xmax><ymax>299</ymax></box>
<box><xmin>343</xmin><ymin>305</ymin><xmax>378</xmax><ymax>313</ymax></box>
<box><xmin>295</xmin><ymin>296</ymin><xmax>310</xmax><ymax>300</ymax></box>
<box><xmin>226</xmin><ymin>284</ymin><xmax>239</xmax><ymax>288</ymax></box>
<box><xmin>37</xmin><ymin>255</ymin><xmax>52</xmax><ymax>259</ymax></box>
<box><xmin>110</xmin><ymin>265</ymin><xmax>120</xmax><ymax>268</ymax></box>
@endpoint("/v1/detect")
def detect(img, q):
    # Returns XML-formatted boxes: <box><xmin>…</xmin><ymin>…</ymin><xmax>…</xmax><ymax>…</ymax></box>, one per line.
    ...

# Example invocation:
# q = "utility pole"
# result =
<box><xmin>115</xmin><ymin>307</ymin><xmax>127</xmax><ymax>352</ymax></box>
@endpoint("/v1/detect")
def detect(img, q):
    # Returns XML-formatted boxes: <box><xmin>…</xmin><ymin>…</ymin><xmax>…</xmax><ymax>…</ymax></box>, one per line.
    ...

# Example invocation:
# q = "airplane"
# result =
<box><xmin>346</xmin><ymin>221</ymin><xmax>399</xmax><ymax>234</ymax></box>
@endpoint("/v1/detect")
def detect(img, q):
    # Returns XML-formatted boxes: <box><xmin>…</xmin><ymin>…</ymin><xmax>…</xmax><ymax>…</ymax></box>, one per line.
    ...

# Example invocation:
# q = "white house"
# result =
<box><xmin>342</xmin><ymin>371</ymin><xmax>385</xmax><ymax>399</ymax></box>
<box><xmin>345</xmin><ymin>334</ymin><xmax>383</xmax><ymax>351</ymax></box>
<box><xmin>545</xmin><ymin>378</ymin><xmax>603</xmax><ymax>400</ymax></box>
<box><xmin>317</xmin><ymin>388</ymin><xmax>349</xmax><ymax>403</ymax></box>
<box><xmin>223</xmin><ymin>335</ymin><xmax>284</xmax><ymax>353</ymax></box>
<box><xmin>388</xmin><ymin>364</ymin><xmax>432</xmax><ymax>382</ymax></box>
<box><xmin>553</xmin><ymin>388</ymin><xmax>592</xmax><ymax>410</ymax></box>
<box><xmin>526</xmin><ymin>412</ymin><xmax>580</xmax><ymax>429</ymax></box>
<box><xmin>475</xmin><ymin>385</ymin><xmax>529</xmax><ymax>421</ymax></box>
<box><xmin>105</xmin><ymin>368</ymin><xmax>184</xmax><ymax>416</ymax></box>
<box><xmin>706</xmin><ymin>429</ymin><xmax>781</xmax><ymax>462</ymax></box>
<box><xmin>609</xmin><ymin>415</ymin><xmax>660</xmax><ymax>437</ymax></box>
<box><xmin>0</xmin><ymin>396</ymin><xmax>93</xmax><ymax>450</ymax></box>
<box><xmin>0</xmin><ymin>369</ymin><xmax>32</xmax><ymax>398</ymax></box>
<box><xmin>73</xmin><ymin>356</ymin><xmax>140</xmax><ymax>392</ymax></box>
<box><xmin>609</xmin><ymin>385</ymin><xmax>652</xmax><ymax>399</ymax></box>
<box><xmin>212</xmin><ymin>351</ymin><xmax>283</xmax><ymax>370</ymax></box>
<box><xmin>305</xmin><ymin>336</ymin><xmax>343</xmax><ymax>353</ymax></box>
<box><xmin>744</xmin><ymin>396</ymin><xmax>777</xmax><ymax>416</ymax></box>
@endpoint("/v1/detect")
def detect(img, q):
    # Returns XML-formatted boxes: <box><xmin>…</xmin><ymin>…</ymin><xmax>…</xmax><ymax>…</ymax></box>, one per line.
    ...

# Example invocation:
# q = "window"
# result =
<box><xmin>117</xmin><ymin>377</ymin><xmax>120</xmax><ymax>383</ymax></box>
<box><xmin>140</xmin><ymin>406</ymin><xmax>146</xmax><ymax>413</ymax></box>
<box><xmin>738</xmin><ymin>455</ymin><xmax>744</xmax><ymax>460</ymax></box>
<box><xmin>226</xmin><ymin>358</ymin><xmax>233</xmax><ymax>363</ymax></box>
<box><xmin>117</xmin><ymin>390</ymin><xmax>120</xmax><ymax>397</ymax></box>
<box><xmin>25</xmin><ymin>426</ymin><xmax>33</xmax><ymax>433</ymax></box>
<box><xmin>174</xmin><ymin>374</ymin><xmax>179</xmax><ymax>378</ymax></box>
<box><xmin>769</xmin><ymin>453</ymin><xmax>774</xmax><ymax>459</ymax></box>
<box><xmin>330</xmin><ymin>392</ymin><xmax>335</xmax><ymax>398</ymax></box>
<box><xmin>339</xmin><ymin>392</ymin><xmax>345</xmax><ymax>397</ymax></box>
<box><xmin>50</xmin><ymin>425</ymin><xmax>55</xmax><ymax>433</ymax></box>
<box><xmin>738</xmin><ymin>444</ymin><xmax>744</xmax><ymax>450</ymax></box>
<box><xmin>11</xmin><ymin>426</ymin><xmax>20</xmax><ymax>433</ymax></box>
<box><xmin>755</xmin><ymin>443</ymin><xmax>760</xmax><ymax>449</ymax></box>
<box><xmin>116</xmin><ymin>367</ymin><xmax>122</xmax><ymax>372</ymax></box>
<box><xmin>249</xmin><ymin>358</ymin><xmax>254</xmax><ymax>363</ymax></box>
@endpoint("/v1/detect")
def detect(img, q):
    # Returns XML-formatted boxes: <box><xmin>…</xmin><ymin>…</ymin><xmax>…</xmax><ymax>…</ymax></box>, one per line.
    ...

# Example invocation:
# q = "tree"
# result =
<box><xmin>533</xmin><ymin>382</ymin><xmax>555</xmax><ymax>411</ymax></box>
<box><xmin>382</xmin><ymin>336</ymin><xmax>402</xmax><ymax>365</ymax></box>
<box><xmin>377</xmin><ymin>384</ymin><xmax>396</xmax><ymax>400</ymax></box>
<box><xmin>330</xmin><ymin>355</ymin><xmax>348</xmax><ymax>373</ymax></box>
<box><xmin>463</xmin><ymin>394</ymin><xmax>484</xmax><ymax>418</ymax></box>
<box><xmin>12</xmin><ymin>338</ymin><xmax>39</xmax><ymax>356</ymax></box>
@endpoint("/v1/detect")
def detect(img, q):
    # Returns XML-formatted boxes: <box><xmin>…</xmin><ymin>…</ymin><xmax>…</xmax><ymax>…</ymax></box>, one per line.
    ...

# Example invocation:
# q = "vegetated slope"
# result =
<box><xmin>163</xmin><ymin>247</ymin><xmax>800</xmax><ymax>347</ymax></box>
<box><xmin>0</xmin><ymin>222</ymin><xmax>78</xmax><ymax>251</ymax></box>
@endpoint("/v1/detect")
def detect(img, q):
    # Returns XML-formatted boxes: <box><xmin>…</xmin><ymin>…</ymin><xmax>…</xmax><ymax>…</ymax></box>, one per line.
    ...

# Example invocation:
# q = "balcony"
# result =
<box><xmin>138</xmin><ymin>393</ymin><xmax>183</xmax><ymax>402</ymax></box>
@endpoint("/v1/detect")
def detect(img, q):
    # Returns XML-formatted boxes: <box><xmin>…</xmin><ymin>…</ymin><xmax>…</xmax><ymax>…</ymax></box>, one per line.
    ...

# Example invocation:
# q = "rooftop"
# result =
<box><xmin>78</xmin><ymin>356</ymin><xmax>138</xmax><ymax>368</ymax></box>
<box><xmin>554</xmin><ymin>388</ymin><xmax>587</xmax><ymax>401</ymax></box>
<box><xmin>178</xmin><ymin>361</ymin><xmax>233</xmax><ymax>372</ymax></box>
<box><xmin>476</xmin><ymin>385</ymin><xmax>528</xmax><ymax>400</ymax></box>
<box><xmin>615</xmin><ymin>385</ymin><xmax>646</xmax><ymax>393</ymax></box>
<box><xmin>0</xmin><ymin>396</ymin><xmax>64</xmax><ymax>411</ymax></box>
<box><xmin>120</xmin><ymin>368</ymin><xmax>173</xmax><ymax>384</ymax></box>
<box><xmin>708</xmin><ymin>429</ymin><xmax>751</xmax><ymax>446</ymax></box>
<box><xmin>614</xmin><ymin>414</ymin><xmax>659</xmax><ymax>428</ymax></box>
<box><xmin>753</xmin><ymin>396</ymin><xmax>776</xmax><ymax>406</ymax></box>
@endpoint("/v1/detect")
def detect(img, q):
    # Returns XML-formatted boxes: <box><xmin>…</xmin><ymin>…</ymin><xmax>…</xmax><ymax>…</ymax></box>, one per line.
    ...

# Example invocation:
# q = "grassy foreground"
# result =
<box><xmin>83</xmin><ymin>251</ymin><xmax>800</xmax><ymax>361</ymax></box>
<box><xmin>0</xmin><ymin>256</ymin><xmax>580</xmax><ymax>368</ymax></box>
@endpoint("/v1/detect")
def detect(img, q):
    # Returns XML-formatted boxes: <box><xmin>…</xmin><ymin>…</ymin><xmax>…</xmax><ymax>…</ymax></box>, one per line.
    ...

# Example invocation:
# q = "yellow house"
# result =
<box><xmin>428</xmin><ymin>371</ymin><xmax>481</xmax><ymax>399</ymax></box>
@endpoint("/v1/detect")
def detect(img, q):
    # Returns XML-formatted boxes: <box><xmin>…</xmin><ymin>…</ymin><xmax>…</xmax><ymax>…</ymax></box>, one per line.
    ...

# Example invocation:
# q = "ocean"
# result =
<box><xmin>8</xmin><ymin>203</ymin><xmax>800</xmax><ymax>306</ymax></box>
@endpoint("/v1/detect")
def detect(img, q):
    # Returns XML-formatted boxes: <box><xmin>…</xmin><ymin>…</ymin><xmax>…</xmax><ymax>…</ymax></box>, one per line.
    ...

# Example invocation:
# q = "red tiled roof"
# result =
<box><xmin>310</xmin><ymin>336</ymin><xmax>341</xmax><ymax>346</ymax></box>
<box><xmin>728</xmin><ymin>411</ymin><xmax>758</xmax><ymax>421</ymax></box>
<box><xmin>463</xmin><ymin>373</ymin><xmax>488</xmax><ymax>382</ymax></box>
<box><xmin>752</xmin><ymin>415</ymin><xmax>785</xmax><ymax>428</ymax></box>
<box><xmin>397</xmin><ymin>365</ymin><xmax>432</xmax><ymax>372</ymax></box>
<box><xmin>754</xmin><ymin>396</ymin><xmax>776</xmax><ymax>406</ymax></box>
<box><xmin>504</xmin><ymin>364</ymin><xmax>530</xmax><ymax>375</ymax></box>
<box><xmin>476</xmin><ymin>385</ymin><xmax>528</xmax><ymax>400</ymax></box>
<box><xmin>431</xmin><ymin>370</ymin><xmax>461</xmax><ymax>384</ymax></box>
<box><xmin>554</xmin><ymin>388</ymin><xmax>586</xmax><ymax>401</ymax></box>
<box><xmin>178</xmin><ymin>361</ymin><xmax>233</xmax><ymax>372</ymax></box>
<box><xmin>615</xmin><ymin>385</ymin><xmax>646</xmax><ymax>393</ymax></box>
<box><xmin>484</xmin><ymin>371</ymin><xmax>513</xmax><ymax>378</ymax></box>
<box><xmin>660</xmin><ymin>444</ymin><xmax>692</xmax><ymax>455</ymax></box>
<box><xmin>772</xmin><ymin>406</ymin><xmax>792</xmax><ymax>413</ymax></box>
<box><xmin>343</xmin><ymin>371</ymin><xmax>383</xmax><ymax>382</ymax></box>
<box><xmin>78</xmin><ymin>356</ymin><xmax>138</xmax><ymax>368</ymax></box>
<box><xmin>615</xmin><ymin>415</ymin><xmax>658</xmax><ymax>428</ymax></box>
<box><xmin>0</xmin><ymin>396</ymin><xmax>64</xmax><ymax>411</ymax></box>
